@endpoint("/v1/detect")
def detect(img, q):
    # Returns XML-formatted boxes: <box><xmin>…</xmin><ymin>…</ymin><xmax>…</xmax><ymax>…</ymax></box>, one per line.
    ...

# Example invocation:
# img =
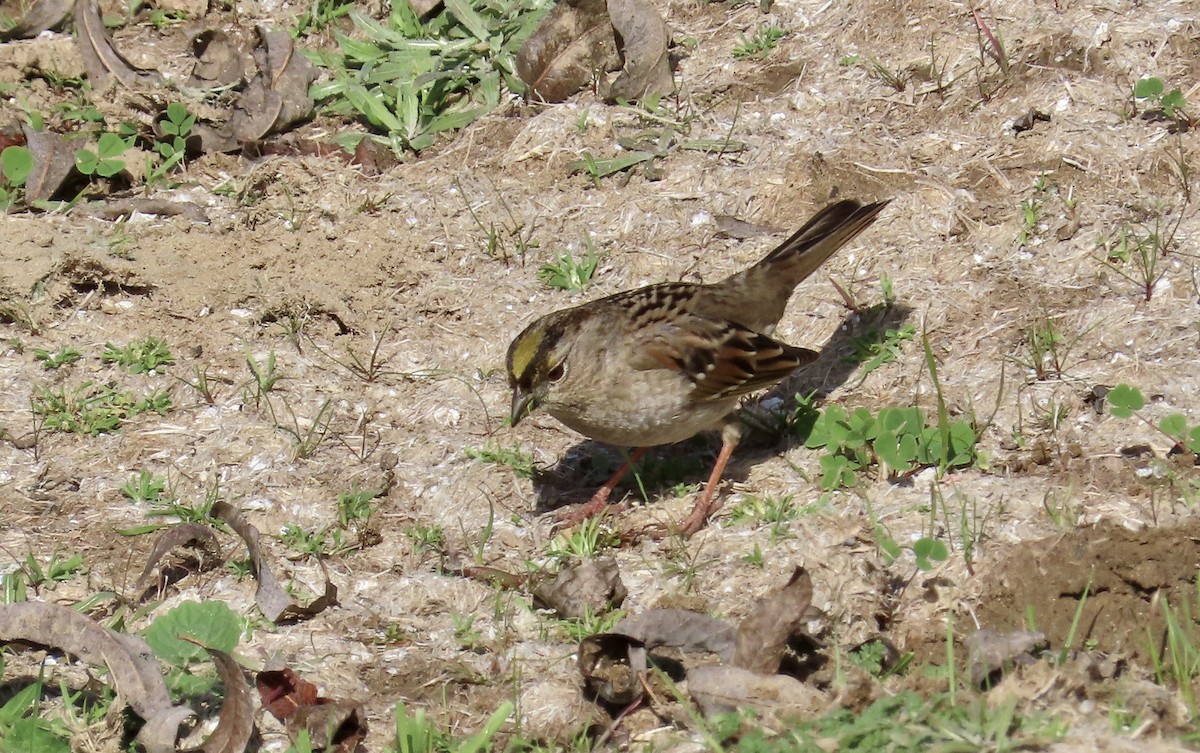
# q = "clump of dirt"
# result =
<box><xmin>977</xmin><ymin>520</ymin><xmax>1200</xmax><ymax>664</ymax></box>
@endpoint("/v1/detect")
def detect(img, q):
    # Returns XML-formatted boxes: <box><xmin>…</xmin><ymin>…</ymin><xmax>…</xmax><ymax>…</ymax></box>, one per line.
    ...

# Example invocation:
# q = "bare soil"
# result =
<box><xmin>2</xmin><ymin>0</ymin><xmax>1200</xmax><ymax>749</ymax></box>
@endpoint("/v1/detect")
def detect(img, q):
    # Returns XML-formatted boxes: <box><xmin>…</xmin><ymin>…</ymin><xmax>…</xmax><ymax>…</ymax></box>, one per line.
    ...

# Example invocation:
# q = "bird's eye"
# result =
<box><xmin>547</xmin><ymin>363</ymin><xmax>566</xmax><ymax>382</ymax></box>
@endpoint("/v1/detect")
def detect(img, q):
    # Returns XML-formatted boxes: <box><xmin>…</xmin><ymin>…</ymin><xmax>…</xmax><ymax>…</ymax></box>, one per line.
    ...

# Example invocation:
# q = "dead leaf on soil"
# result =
<box><xmin>532</xmin><ymin>557</ymin><xmax>626</xmax><ymax>618</ymax></box>
<box><xmin>259</xmin><ymin>668</ymin><xmax>319</xmax><ymax>719</ymax></box>
<box><xmin>516</xmin><ymin>0</ymin><xmax>618</xmax><ymax>103</ymax></box>
<box><xmin>179</xmin><ymin>637</ymin><xmax>256</xmax><ymax>753</ymax></box>
<box><xmin>75</xmin><ymin>197</ymin><xmax>211</xmax><ymax>222</ymax></box>
<box><xmin>258</xmin><ymin>668</ymin><xmax>368</xmax><ymax>752</ymax></box>
<box><xmin>0</xmin><ymin>0</ymin><xmax>72</xmax><ymax>40</ymax></box>
<box><xmin>194</xmin><ymin>28</ymin><xmax>317</xmax><ymax>153</ymax></box>
<box><xmin>239</xmin><ymin>137</ymin><xmax>399</xmax><ymax>176</ymax></box>
<box><xmin>290</xmin><ymin>701</ymin><xmax>367</xmax><ymax>752</ymax></box>
<box><xmin>967</xmin><ymin>628</ymin><xmax>1047</xmax><ymax>688</ymax></box>
<box><xmin>0</xmin><ymin>601</ymin><xmax>195</xmax><ymax>753</ymax></box>
<box><xmin>578</xmin><ymin>608</ymin><xmax>738</xmax><ymax>704</ymax></box>
<box><xmin>441</xmin><ymin>550</ymin><xmax>528</xmax><ymax>590</ymax></box>
<box><xmin>598</xmin><ymin>0</ymin><xmax>672</xmax><ymax>103</ymax></box>
<box><xmin>73</xmin><ymin>0</ymin><xmax>161</xmax><ymax>87</ymax></box>
<box><xmin>134</xmin><ymin>522</ymin><xmax>225</xmax><ymax>598</ymax></box>
<box><xmin>688</xmin><ymin>665</ymin><xmax>824</xmax><ymax>720</ymax></box>
<box><xmin>577</xmin><ymin>632</ymin><xmax>643</xmax><ymax>705</ymax></box>
<box><xmin>733</xmin><ymin>566</ymin><xmax>814</xmax><ymax>675</ymax></box>
<box><xmin>189</xmin><ymin>29</ymin><xmax>248</xmax><ymax>88</ymax></box>
<box><xmin>613</xmin><ymin>608</ymin><xmax>737</xmax><ymax>660</ymax></box>
<box><xmin>211</xmin><ymin>500</ymin><xmax>338</xmax><ymax>623</ymax></box>
<box><xmin>21</xmin><ymin>124</ymin><xmax>77</xmax><ymax>203</ymax></box>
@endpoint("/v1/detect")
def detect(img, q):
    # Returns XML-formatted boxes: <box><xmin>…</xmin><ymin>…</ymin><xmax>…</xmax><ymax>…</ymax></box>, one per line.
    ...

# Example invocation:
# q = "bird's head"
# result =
<box><xmin>505</xmin><ymin>307</ymin><xmax>589</xmax><ymax>426</ymax></box>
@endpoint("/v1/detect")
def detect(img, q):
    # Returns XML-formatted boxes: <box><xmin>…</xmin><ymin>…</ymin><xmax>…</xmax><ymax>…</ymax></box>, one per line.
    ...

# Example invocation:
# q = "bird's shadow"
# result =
<box><xmin>531</xmin><ymin>302</ymin><xmax>915</xmax><ymax>513</ymax></box>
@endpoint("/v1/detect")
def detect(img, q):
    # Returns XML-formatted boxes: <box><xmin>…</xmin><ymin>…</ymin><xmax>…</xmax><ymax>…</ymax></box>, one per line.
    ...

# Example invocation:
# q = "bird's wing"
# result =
<box><xmin>628</xmin><ymin>309</ymin><xmax>817</xmax><ymax>401</ymax></box>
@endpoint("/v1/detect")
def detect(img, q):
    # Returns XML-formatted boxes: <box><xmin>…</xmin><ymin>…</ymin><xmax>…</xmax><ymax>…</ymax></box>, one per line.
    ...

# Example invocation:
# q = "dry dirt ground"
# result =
<box><xmin>2</xmin><ymin>0</ymin><xmax>1200</xmax><ymax>749</ymax></box>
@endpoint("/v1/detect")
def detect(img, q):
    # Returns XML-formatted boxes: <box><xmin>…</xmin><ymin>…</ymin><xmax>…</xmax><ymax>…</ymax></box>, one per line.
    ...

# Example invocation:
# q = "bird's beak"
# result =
<box><xmin>510</xmin><ymin>387</ymin><xmax>538</xmax><ymax>427</ymax></box>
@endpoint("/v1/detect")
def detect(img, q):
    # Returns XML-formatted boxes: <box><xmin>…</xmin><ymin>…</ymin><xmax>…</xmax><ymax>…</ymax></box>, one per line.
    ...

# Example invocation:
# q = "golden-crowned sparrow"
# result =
<box><xmin>507</xmin><ymin>198</ymin><xmax>890</xmax><ymax>535</ymax></box>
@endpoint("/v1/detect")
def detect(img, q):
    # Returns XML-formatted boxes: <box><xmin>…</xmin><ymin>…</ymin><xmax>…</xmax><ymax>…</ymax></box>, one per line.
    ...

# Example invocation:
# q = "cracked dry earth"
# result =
<box><xmin>3</xmin><ymin>0</ymin><xmax>1200</xmax><ymax>750</ymax></box>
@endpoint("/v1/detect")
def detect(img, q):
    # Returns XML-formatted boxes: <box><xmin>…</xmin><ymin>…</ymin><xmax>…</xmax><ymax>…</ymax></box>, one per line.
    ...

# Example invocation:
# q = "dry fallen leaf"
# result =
<box><xmin>73</xmin><ymin>0</ymin><xmax>161</xmax><ymax>87</ymax></box>
<box><xmin>532</xmin><ymin>557</ymin><xmax>626</xmax><ymax>618</ymax></box>
<box><xmin>134</xmin><ymin>522</ymin><xmax>225</xmax><ymax>597</ymax></box>
<box><xmin>0</xmin><ymin>601</ymin><xmax>194</xmax><ymax>753</ymax></box>
<box><xmin>0</xmin><ymin>0</ymin><xmax>72</xmax><ymax>40</ymax></box>
<box><xmin>179</xmin><ymin>638</ymin><xmax>256</xmax><ymax>753</ymax></box>
<box><xmin>21</xmin><ymin>124</ymin><xmax>78</xmax><ymax>203</ymax></box>
<box><xmin>688</xmin><ymin>665</ymin><xmax>825</xmax><ymax>720</ymax></box>
<box><xmin>613</xmin><ymin>608</ymin><xmax>737</xmax><ymax>660</ymax></box>
<box><xmin>733</xmin><ymin>566</ymin><xmax>814</xmax><ymax>674</ymax></box>
<box><xmin>258</xmin><ymin>668</ymin><xmax>367</xmax><ymax>752</ymax></box>
<box><xmin>967</xmin><ymin>628</ymin><xmax>1047</xmax><ymax>687</ymax></box>
<box><xmin>189</xmin><ymin>29</ymin><xmax>248</xmax><ymax>88</ymax></box>
<box><xmin>290</xmin><ymin>700</ymin><xmax>367</xmax><ymax>753</ymax></box>
<box><xmin>211</xmin><ymin>500</ymin><xmax>338</xmax><ymax>623</ymax></box>
<box><xmin>195</xmin><ymin>28</ymin><xmax>317</xmax><ymax>152</ymax></box>
<box><xmin>76</xmin><ymin>198</ymin><xmax>211</xmax><ymax>222</ymax></box>
<box><xmin>578</xmin><ymin>608</ymin><xmax>738</xmax><ymax>705</ymax></box>
<box><xmin>599</xmin><ymin>0</ymin><xmax>672</xmax><ymax>103</ymax></box>
<box><xmin>516</xmin><ymin>0</ymin><xmax>618</xmax><ymax>103</ymax></box>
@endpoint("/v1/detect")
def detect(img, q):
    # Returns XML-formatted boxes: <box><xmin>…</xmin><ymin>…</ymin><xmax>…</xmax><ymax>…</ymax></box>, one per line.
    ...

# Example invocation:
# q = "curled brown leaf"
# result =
<box><xmin>733</xmin><ymin>566</ymin><xmax>813</xmax><ymax>674</ymax></box>
<box><xmin>211</xmin><ymin>500</ymin><xmax>338</xmax><ymax>623</ymax></box>
<box><xmin>0</xmin><ymin>601</ymin><xmax>194</xmax><ymax>753</ymax></box>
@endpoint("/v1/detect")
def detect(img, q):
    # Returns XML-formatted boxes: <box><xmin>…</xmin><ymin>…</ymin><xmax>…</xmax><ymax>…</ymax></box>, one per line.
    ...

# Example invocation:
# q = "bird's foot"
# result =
<box><xmin>550</xmin><ymin>489</ymin><xmax>629</xmax><ymax>531</ymax></box>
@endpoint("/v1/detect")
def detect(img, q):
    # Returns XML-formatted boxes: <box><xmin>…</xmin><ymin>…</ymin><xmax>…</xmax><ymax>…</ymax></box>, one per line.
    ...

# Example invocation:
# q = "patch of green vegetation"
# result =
<box><xmin>538</xmin><ymin>237</ymin><xmax>599</xmax><ymax>292</ymax></box>
<box><xmin>405</xmin><ymin>524</ymin><xmax>446</xmax><ymax>553</ymax></box>
<box><xmin>845</xmin><ymin>323</ymin><xmax>915</xmax><ymax>380</ymax></box>
<box><xmin>1107</xmin><ymin>384</ymin><xmax>1200</xmax><ymax>457</ymax></box>
<box><xmin>465</xmin><ymin>442</ymin><xmax>535</xmax><ymax>478</ymax></box>
<box><xmin>32</xmin><ymin>381</ymin><xmax>171</xmax><ymax>434</ymax></box>
<box><xmin>0</xmin><ymin>667</ymin><xmax>78</xmax><ymax>753</ymax></box>
<box><xmin>244</xmin><ymin>351</ymin><xmax>283</xmax><ymax>407</ymax></box>
<box><xmin>16</xmin><ymin>552</ymin><xmax>86</xmax><ymax>594</ymax></box>
<box><xmin>337</xmin><ymin>484</ymin><xmax>383</xmax><ymax>527</ymax></box>
<box><xmin>799</xmin><ymin>404</ymin><xmax>977</xmax><ymax>491</ymax></box>
<box><xmin>147</xmin><ymin>103</ymin><xmax>195</xmax><ymax>187</ymax></box>
<box><xmin>868</xmin><ymin>56</ymin><xmax>908</xmax><ymax>92</ymax></box>
<box><xmin>1015</xmin><ymin>173</ymin><xmax>1054</xmax><ymax>248</ymax></box>
<box><xmin>387</xmin><ymin>700</ymin><xmax>512</xmax><ymax>753</ymax></box>
<box><xmin>292</xmin><ymin>0</ymin><xmax>354</xmax><ymax>37</ymax></box>
<box><xmin>74</xmin><ymin>131</ymin><xmax>133</xmax><ymax>179</ymax></box>
<box><xmin>1097</xmin><ymin>211</ymin><xmax>1181</xmax><ymax>303</ymax></box>
<box><xmin>566</xmin><ymin>95</ymin><xmax>747</xmax><ymax>185</ymax></box>
<box><xmin>847</xmin><ymin>638</ymin><xmax>913</xmax><ymax>678</ymax></box>
<box><xmin>120</xmin><ymin>469</ymin><xmax>167</xmax><ymax>504</ymax></box>
<box><xmin>733</xmin><ymin>24</ymin><xmax>785</xmax><ymax>60</ymax></box>
<box><xmin>308</xmin><ymin>0</ymin><xmax>549</xmax><ymax>152</ymax></box>
<box><xmin>725</xmin><ymin>494</ymin><xmax>825</xmax><ymax>541</ymax></box>
<box><xmin>711</xmin><ymin>690</ymin><xmax>1066</xmax><ymax>752</ymax></box>
<box><xmin>281</xmin><ymin>523</ymin><xmax>353</xmax><ymax>558</ymax></box>
<box><xmin>0</xmin><ymin>143</ymin><xmax>32</xmax><ymax>210</ymax></box>
<box><xmin>1133</xmin><ymin>76</ymin><xmax>1193</xmax><ymax>129</ymax></box>
<box><xmin>547</xmin><ymin>607</ymin><xmax>624</xmax><ymax>643</ymax></box>
<box><xmin>545</xmin><ymin>516</ymin><xmax>618</xmax><ymax>561</ymax></box>
<box><xmin>119</xmin><ymin>472</ymin><xmax>216</xmax><ymax>525</ymax></box>
<box><xmin>1148</xmin><ymin>582</ymin><xmax>1200</xmax><ymax>719</ymax></box>
<box><xmin>101</xmin><ymin>336</ymin><xmax>174</xmax><ymax>374</ymax></box>
<box><xmin>33</xmin><ymin>347</ymin><xmax>81</xmax><ymax>370</ymax></box>
<box><xmin>144</xmin><ymin>600</ymin><xmax>242</xmax><ymax>697</ymax></box>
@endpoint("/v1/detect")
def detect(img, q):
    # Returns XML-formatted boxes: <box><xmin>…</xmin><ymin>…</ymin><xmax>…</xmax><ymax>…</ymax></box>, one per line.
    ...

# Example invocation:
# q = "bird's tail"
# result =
<box><xmin>720</xmin><ymin>198</ymin><xmax>891</xmax><ymax>329</ymax></box>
